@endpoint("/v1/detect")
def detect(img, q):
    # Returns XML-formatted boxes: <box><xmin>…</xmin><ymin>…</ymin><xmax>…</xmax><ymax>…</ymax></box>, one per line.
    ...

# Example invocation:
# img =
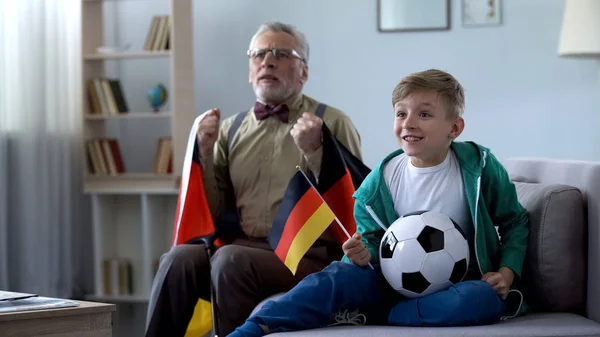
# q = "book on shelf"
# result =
<box><xmin>153</xmin><ymin>137</ymin><xmax>173</xmax><ymax>174</ymax></box>
<box><xmin>87</xmin><ymin>77</ymin><xmax>130</xmax><ymax>115</ymax></box>
<box><xmin>102</xmin><ymin>258</ymin><xmax>133</xmax><ymax>297</ymax></box>
<box><xmin>86</xmin><ymin>138</ymin><xmax>125</xmax><ymax>176</ymax></box>
<box><xmin>144</xmin><ymin>15</ymin><xmax>171</xmax><ymax>52</ymax></box>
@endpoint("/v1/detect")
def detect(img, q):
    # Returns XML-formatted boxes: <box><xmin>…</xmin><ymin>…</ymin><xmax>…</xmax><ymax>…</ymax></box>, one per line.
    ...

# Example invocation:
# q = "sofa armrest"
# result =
<box><xmin>503</xmin><ymin>158</ymin><xmax>600</xmax><ymax>323</ymax></box>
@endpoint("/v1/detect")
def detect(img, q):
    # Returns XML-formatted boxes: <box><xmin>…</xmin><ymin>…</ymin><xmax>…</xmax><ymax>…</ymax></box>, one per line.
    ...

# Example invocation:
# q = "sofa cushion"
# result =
<box><xmin>270</xmin><ymin>313</ymin><xmax>600</xmax><ymax>337</ymax></box>
<box><xmin>513</xmin><ymin>182</ymin><xmax>586</xmax><ymax>314</ymax></box>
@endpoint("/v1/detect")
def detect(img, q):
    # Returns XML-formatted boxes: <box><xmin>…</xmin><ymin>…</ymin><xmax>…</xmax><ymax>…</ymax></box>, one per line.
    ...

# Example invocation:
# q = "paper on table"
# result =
<box><xmin>0</xmin><ymin>296</ymin><xmax>79</xmax><ymax>313</ymax></box>
<box><xmin>0</xmin><ymin>291</ymin><xmax>38</xmax><ymax>301</ymax></box>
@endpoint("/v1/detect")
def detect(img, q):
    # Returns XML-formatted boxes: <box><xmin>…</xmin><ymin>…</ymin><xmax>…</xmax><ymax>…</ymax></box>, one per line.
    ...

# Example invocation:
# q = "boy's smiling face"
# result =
<box><xmin>393</xmin><ymin>90</ymin><xmax>464</xmax><ymax>168</ymax></box>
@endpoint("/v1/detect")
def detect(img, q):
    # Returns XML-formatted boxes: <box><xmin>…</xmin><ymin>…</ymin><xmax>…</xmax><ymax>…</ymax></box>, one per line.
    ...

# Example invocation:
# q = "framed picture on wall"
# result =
<box><xmin>461</xmin><ymin>0</ymin><xmax>502</xmax><ymax>26</ymax></box>
<box><xmin>377</xmin><ymin>0</ymin><xmax>450</xmax><ymax>32</ymax></box>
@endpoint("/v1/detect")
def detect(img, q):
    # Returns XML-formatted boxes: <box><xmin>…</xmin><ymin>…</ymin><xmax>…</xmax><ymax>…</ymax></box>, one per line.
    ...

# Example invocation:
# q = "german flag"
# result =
<box><xmin>316</xmin><ymin>124</ymin><xmax>371</xmax><ymax>244</ymax></box>
<box><xmin>268</xmin><ymin>170</ymin><xmax>337</xmax><ymax>274</ymax></box>
<box><xmin>172</xmin><ymin>114</ymin><xmax>222</xmax><ymax>247</ymax></box>
<box><xmin>171</xmin><ymin>113</ymin><xmax>219</xmax><ymax>337</ymax></box>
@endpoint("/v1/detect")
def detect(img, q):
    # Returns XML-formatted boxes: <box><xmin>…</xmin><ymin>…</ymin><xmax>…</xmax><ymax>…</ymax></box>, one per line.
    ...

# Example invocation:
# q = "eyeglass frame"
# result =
<box><xmin>246</xmin><ymin>48</ymin><xmax>306</xmax><ymax>64</ymax></box>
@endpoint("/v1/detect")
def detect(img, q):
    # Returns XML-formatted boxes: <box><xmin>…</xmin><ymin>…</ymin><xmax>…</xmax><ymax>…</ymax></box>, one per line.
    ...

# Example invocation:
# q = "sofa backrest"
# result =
<box><xmin>503</xmin><ymin>157</ymin><xmax>600</xmax><ymax>323</ymax></box>
<box><xmin>512</xmin><ymin>181</ymin><xmax>586</xmax><ymax>314</ymax></box>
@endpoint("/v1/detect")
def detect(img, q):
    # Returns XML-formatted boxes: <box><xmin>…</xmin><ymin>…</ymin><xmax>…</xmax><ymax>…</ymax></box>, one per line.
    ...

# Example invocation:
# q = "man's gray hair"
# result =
<box><xmin>249</xmin><ymin>21</ymin><xmax>310</xmax><ymax>64</ymax></box>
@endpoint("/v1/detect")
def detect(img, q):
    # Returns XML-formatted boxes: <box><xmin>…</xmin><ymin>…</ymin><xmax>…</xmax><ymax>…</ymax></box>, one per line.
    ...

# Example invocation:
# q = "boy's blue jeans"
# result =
<box><xmin>228</xmin><ymin>261</ymin><xmax>505</xmax><ymax>337</ymax></box>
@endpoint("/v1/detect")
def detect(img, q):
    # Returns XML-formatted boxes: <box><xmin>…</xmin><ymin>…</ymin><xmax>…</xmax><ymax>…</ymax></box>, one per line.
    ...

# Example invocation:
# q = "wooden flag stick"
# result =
<box><xmin>296</xmin><ymin>166</ymin><xmax>374</xmax><ymax>270</ymax></box>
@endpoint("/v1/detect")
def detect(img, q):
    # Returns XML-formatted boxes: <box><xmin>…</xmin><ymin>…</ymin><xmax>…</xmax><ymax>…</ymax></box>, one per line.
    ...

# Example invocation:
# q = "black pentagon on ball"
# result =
<box><xmin>417</xmin><ymin>226</ymin><xmax>445</xmax><ymax>253</ymax></box>
<box><xmin>402</xmin><ymin>272</ymin><xmax>430</xmax><ymax>294</ymax></box>
<box><xmin>380</xmin><ymin>232</ymin><xmax>398</xmax><ymax>259</ymax></box>
<box><xmin>449</xmin><ymin>258</ymin><xmax>468</xmax><ymax>284</ymax></box>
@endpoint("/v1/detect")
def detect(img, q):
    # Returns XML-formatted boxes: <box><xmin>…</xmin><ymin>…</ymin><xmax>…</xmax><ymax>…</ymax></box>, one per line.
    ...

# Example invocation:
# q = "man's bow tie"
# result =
<box><xmin>253</xmin><ymin>101</ymin><xmax>289</xmax><ymax>123</ymax></box>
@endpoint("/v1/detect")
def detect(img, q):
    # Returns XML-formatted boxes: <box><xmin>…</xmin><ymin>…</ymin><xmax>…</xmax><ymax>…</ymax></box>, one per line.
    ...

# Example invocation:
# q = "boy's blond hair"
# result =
<box><xmin>392</xmin><ymin>69</ymin><xmax>465</xmax><ymax>120</ymax></box>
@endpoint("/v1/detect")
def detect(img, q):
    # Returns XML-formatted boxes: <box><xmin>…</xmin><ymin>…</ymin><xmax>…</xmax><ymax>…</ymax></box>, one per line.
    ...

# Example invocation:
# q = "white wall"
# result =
<box><xmin>112</xmin><ymin>0</ymin><xmax>600</xmax><ymax>170</ymax></box>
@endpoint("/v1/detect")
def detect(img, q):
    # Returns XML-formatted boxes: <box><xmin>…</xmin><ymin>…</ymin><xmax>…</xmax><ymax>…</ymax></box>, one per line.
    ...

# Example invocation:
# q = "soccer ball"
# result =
<box><xmin>379</xmin><ymin>210</ymin><xmax>470</xmax><ymax>298</ymax></box>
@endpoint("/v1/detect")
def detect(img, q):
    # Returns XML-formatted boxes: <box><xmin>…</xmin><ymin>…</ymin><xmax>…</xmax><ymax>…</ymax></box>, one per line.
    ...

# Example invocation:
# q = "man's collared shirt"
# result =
<box><xmin>201</xmin><ymin>94</ymin><xmax>362</xmax><ymax>238</ymax></box>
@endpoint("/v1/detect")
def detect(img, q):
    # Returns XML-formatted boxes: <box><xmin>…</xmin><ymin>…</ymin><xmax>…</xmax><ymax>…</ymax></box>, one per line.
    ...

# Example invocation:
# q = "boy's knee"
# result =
<box><xmin>446</xmin><ymin>280</ymin><xmax>505</xmax><ymax>323</ymax></box>
<box><xmin>310</xmin><ymin>261</ymin><xmax>379</xmax><ymax>288</ymax></box>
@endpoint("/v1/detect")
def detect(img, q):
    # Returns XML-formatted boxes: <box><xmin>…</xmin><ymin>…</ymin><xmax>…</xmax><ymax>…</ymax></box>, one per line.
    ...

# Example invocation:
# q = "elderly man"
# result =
<box><xmin>145</xmin><ymin>21</ymin><xmax>363</xmax><ymax>337</ymax></box>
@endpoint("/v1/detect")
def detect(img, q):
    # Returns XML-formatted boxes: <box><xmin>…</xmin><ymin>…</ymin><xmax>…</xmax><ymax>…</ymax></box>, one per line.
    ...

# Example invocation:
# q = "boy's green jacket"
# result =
<box><xmin>342</xmin><ymin>141</ymin><xmax>530</xmax><ymax>315</ymax></box>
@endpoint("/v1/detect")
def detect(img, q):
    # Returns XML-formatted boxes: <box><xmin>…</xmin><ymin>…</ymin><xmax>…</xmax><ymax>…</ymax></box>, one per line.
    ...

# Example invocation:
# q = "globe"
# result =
<box><xmin>146</xmin><ymin>83</ymin><xmax>168</xmax><ymax>112</ymax></box>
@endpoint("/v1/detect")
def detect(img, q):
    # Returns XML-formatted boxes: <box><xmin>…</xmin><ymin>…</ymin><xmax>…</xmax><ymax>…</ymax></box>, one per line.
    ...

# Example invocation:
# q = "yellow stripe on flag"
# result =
<box><xmin>184</xmin><ymin>298</ymin><xmax>213</xmax><ymax>337</ymax></box>
<box><xmin>283</xmin><ymin>203</ymin><xmax>335</xmax><ymax>274</ymax></box>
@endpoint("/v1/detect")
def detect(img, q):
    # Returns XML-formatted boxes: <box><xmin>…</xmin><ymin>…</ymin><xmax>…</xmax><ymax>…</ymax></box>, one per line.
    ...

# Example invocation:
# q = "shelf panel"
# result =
<box><xmin>84</xmin><ymin>51</ymin><xmax>171</xmax><ymax>60</ymax></box>
<box><xmin>84</xmin><ymin>173</ymin><xmax>180</xmax><ymax>194</ymax></box>
<box><xmin>84</xmin><ymin>294</ymin><xmax>148</xmax><ymax>304</ymax></box>
<box><xmin>84</xmin><ymin>112</ymin><xmax>172</xmax><ymax>120</ymax></box>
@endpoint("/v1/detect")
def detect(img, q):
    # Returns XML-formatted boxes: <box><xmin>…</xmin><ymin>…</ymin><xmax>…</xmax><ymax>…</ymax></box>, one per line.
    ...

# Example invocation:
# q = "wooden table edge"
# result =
<box><xmin>0</xmin><ymin>300</ymin><xmax>116</xmax><ymax>322</ymax></box>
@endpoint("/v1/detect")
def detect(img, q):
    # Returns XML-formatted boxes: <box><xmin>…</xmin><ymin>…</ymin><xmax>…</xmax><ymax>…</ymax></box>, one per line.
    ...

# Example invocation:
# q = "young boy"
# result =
<box><xmin>227</xmin><ymin>69</ymin><xmax>530</xmax><ymax>337</ymax></box>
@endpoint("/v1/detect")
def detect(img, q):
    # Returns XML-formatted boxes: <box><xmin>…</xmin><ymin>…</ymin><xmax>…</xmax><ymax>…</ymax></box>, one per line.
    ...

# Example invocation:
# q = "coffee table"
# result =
<box><xmin>0</xmin><ymin>300</ymin><xmax>115</xmax><ymax>336</ymax></box>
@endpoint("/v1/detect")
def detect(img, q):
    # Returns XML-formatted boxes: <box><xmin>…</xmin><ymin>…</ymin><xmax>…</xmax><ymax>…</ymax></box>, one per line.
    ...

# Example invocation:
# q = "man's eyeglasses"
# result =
<box><xmin>247</xmin><ymin>48</ymin><xmax>305</xmax><ymax>63</ymax></box>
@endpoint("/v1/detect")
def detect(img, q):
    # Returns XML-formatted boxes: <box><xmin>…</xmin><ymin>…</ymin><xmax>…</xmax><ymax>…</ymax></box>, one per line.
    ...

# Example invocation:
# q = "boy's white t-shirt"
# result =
<box><xmin>383</xmin><ymin>150</ymin><xmax>474</xmax><ymax>250</ymax></box>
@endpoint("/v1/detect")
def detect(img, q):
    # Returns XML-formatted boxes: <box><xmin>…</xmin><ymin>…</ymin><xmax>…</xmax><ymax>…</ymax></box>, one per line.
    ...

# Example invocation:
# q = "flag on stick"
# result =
<box><xmin>171</xmin><ymin>112</ymin><xmax>220</xmax><ymax>337</ymax></box>
<box><xmin>172</xmin><ymin>112</ymin><xmax>224</xmax><ymax>247</ymax></box>
<box><xmin>268</xmin><ymin>167</ymin><xmax>337</xmax><ymax>274</ymax></box>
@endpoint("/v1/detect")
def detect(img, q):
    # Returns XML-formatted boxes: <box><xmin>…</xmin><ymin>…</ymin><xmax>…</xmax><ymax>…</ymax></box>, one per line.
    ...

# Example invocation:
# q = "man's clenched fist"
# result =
<box><xmin>290</xmin><ymin>112</ymin><xmax>323</xmax><ymax>155</ymax></box>
<box><xmin>196</xmin><ymin>108</ymin><xmax>220</xmax><ymax>158</ymax></box>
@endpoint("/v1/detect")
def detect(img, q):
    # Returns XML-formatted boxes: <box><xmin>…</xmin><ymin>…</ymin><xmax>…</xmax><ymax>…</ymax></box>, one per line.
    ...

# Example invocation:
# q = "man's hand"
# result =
<box><xmin>290</xmin><ymin>112</ymin><xmax>323</xmax><ymax>155</ymax></box>
<box><xmin>196</xmin><ymin>108</ymin><xmax>220</xmax><ymax>158</ymax></box>
<box><xmin>342</xmin><ymin>233</ymin><xmax>371</xmax><ymax>267</ymax></box>
<box><xmin>481</xmin><ymin>266</ymin><xmax>515</xmax><ymax>299</ymax></box>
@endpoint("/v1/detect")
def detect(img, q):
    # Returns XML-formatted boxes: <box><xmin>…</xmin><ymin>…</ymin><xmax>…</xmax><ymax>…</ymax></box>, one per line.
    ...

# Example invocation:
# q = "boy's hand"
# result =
<box><xmin>481</xmin><ymin>267</ymin><xmax>515</xmax><ymax>299</ymax></box>
<box><xmin>342</xmin><ymin>233</ymin><xmax>371</xmax><ymax>267</ymax></box>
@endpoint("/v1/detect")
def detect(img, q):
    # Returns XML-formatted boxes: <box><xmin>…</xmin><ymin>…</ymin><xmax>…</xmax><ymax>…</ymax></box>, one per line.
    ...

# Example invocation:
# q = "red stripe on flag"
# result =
<box><xmin>322</xmin><ymin>168</ymin><xmax>356</xmax><ymax>243</ymax></box>
<box><xmin>274</xmin><ymin>187</ymin><xmax>324</xmax><ymax>263</ymax></box>
<box><xmin>172</xmin><ymin>161</ymin><xmax>215</xmax><ymax>245</ymax></box>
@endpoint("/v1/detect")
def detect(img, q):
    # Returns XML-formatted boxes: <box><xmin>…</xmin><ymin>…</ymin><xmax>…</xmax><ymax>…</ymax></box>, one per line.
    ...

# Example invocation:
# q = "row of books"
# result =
<box><xmin>87</xmin><ymin>78</ymin><xmax>130</xmax><ymax>115</ymax></box>
<box><xmin>100</xmin><ymin>258</ymin><xmax>161</xmax><ymax>297</ymax></box>
<box><xmin>87</xmin><ymin>138</ymin><xmax>126</xmax><ymax>176</ymax></box>
<box><xmin>144</xmin><ymin>15</ymin><xmax>171</xmax><ymax>51</ymax></box>
<box><xmin>86</xmin><ymin>137</ymin><xmax>173</xmax><ymax>175</ymax></box>
<box><xmin>102</xmin><ymin>258</ymin><xmax>133</xmax><ymax>296</ymax></box>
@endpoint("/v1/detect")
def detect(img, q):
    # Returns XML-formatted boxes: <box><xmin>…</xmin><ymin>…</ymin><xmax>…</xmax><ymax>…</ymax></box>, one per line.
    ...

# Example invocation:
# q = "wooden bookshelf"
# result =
<box><xmin>84</xmin><ymin>111</ymin><xmax>173</xmax><ymax>120</ymax></box>
<box><xmin>80</xmin><ymin>0</ymin><xmax>195</xmax><ymax>323</ymax></box>
<box><xmin>84</xmin><ymin>51</ymin><xmax>172</xmax><ymax>60</ymax></box>
<box><xmin>81</xmin><ymin>0</ymin><xmax>194</xmax><ymax>193</ymax></box>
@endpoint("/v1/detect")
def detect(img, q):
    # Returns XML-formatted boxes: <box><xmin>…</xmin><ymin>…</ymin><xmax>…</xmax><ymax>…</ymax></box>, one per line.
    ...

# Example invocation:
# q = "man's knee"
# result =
<box><xmin>210</xmin><ymin>245</ymin><xmax>251</xmax><ymax>281</ymax></box>
<box><xmin>159</xmin><ymin>244</ymin><xmax>208</xmax><ymax>277</ymax></box>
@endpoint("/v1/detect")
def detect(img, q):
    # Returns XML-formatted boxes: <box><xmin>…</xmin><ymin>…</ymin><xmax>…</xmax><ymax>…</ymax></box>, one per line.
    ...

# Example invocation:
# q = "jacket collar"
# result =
<box><xmin>353</xmin><ymin>141</ymin><xmax>487</xmax><ymax>203</ymax></box>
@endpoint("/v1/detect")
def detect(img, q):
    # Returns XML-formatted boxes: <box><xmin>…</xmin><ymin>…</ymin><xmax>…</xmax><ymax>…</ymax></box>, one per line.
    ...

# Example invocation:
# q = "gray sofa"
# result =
<box><xmin>251</xmin><ymin>157</ymin><xmax>600</xmax><ymax>337</ymax></box>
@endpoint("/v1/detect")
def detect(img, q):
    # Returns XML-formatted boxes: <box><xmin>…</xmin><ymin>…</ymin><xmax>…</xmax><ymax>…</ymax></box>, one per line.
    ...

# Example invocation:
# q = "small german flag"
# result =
<box><xmin>268</xmin><ymin>124</ymin><xmax>371</xmax><ymax>274</ymax></box>
<box><xmin>268</xmin><ymin>170</ymin><xmax>337</xmax><ymax>274</ymax></box>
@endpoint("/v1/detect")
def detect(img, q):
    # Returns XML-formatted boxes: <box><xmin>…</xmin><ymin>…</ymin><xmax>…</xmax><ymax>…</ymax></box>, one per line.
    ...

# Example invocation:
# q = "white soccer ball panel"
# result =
<box><xmin>423</xmin><ymin>280</ymin><xmax>453</xmax><ymax>296</ymax></box>
<box><xmin>420</xmin><ymin>250</ymin><xmax>455</xmax><ymax>284</ymax></box>
<box><xmin>389</xmin><ymin>215</ymin><xmax>427</xmax><ymax>241</ymax></box>
<box><xmin>392</xmin><ymin>239</ymin><xmax>426</xmax><ymax>273</ymax></box>
<box><xmin>444</xmin><ymin>227</ymin><xmax>470</xmax><ymax>263</ymax></box>
<box><xmin>396</xmin><ymin>287</ymin><xmax>421</xmax><ymax>299</ymax></box>
<box><xmin>420</xmin><ymin>211</ymin><xmax>455</xmax><ymax>232</ymax></box>
<box><xmin>380</xmin><ymin>257</ymin><xmax>403</xmax><ymax>290</ymax></box>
